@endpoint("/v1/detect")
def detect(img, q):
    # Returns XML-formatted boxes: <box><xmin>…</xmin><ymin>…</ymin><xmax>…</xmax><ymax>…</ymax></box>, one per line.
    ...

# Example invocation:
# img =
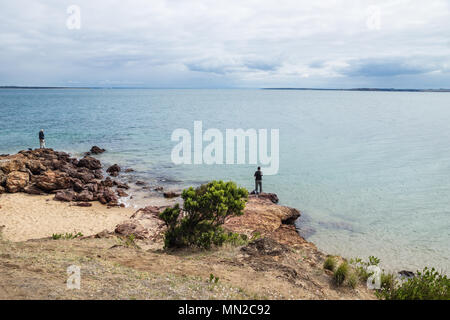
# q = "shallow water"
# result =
<box><xmin>1</xmin><ymin>88</ymin><xmax>449</xmax><ymax>272</ymax></box>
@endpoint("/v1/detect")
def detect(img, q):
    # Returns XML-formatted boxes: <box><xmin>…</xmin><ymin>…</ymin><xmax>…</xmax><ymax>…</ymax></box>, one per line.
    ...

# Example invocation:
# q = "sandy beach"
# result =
<box><xmin>0</xmin><ymin>193</ymin><xmax>134</xmax><ymax>242</ymax></box>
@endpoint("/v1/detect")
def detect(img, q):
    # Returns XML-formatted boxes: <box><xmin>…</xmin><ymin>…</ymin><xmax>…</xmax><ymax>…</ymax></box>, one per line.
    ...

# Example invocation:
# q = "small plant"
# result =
<box><xmin>116</xmin><ymin>234</ymin><xmax>140</xmax><ymax>248</ymax></box>
<box><xmin>323</xmin><ymin>256</ymin><xmax>336</xmax><ymax>271</ymax></box>
<box><xmin>52</xmin><ymin>232</ymin><xmax>83</xmax><ymax>240</ymax></box>
<box><xmin>334</xmin><ymin>262</ymin><xmax>349</xmax><ymax>286</ymax></box>
<box><xmin>350</xmin><ymin>256</ymin><xmax>381</xmax><ymax>281</ymax></box>
<box><xmin>208</xmin><ymin>273</ymin><xmax>219</xmax><ymax>284</ymax></box>
<box><xmin>347</xmin><ymin>271</ymin><xmax>359</xmax><ymax>289</ymax></box>
<box><xmin>376</xmin><ymin>267</ymin><xmax>449</xmax><ymax>300</ymax></box>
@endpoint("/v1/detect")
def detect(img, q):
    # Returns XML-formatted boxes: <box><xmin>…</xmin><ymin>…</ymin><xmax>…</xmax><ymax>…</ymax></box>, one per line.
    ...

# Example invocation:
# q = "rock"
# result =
<box><xmin>33</xmin><ymin>171</ymin><xmax>72</xmax><ymax>192</ymax></box>
<box><xmin>102</xmin><ymin>177</ymin><xmax>114</xmax><ymax>187</ymax></box>
<box><xmin>0</xmin><ymin>159</ymin><xmax>26</xmax><ymax>174</ymax></box>
<box><xmin>115</xmin><ymin>206</ymin><xmax>167</xmax><ymax>240</ymax></box>
<box><xmin>116</xmin><ymin>189</ymin><xmax>129</xmax><ymax>197</ymax></box>
<box><xmin>6</xmin><ymin>171</ymin><xmax>29</xmax><ymax>192</ymax></box>
<box><xmin>0</xmin><ymin>186</ymin><xmax>5</xmax><ymax>194</ymax></box>
<box><xmin>224</xmin><ymin>196</ymin><xmax>304</xmax><ymax>248</ymax></box>
<box><xmin>114</xmin><ymin>181</ymin><xmax>129</xmax><ymax>189</ymax></box>
<box><xmin>249</xmin><ymin>192</ymin><xmax>279</xmax><ymax>204</ymax></box>
<box><xmin>163</xmin><ymin>191</ymin><xmax>181</xmax><ymax>198</ymax></box>
<box><xmin>24</xmin><ymin>184</ymin><xmax>46</xmax><ymax>195</ymax></box>
<box><xmin>0</xmin><ymin>172</ymin><xmax>6</xmax><ymax>186</ymax></box>
<box><xmin>54</xmin><ymin>190</ymin><xmax>76</xmax><ymax>202</ymax></box>
<box><xmin>77</xmin><ymin>156</ymin><xmax>102</xmax><ymax>170</ymax></box>
<box><xmin>135</xmin><ymin>180</ymin><xmax>146</xmax><ymax>186</ymax></box>
<box><xmin>74</xmin><ymin>202</ymin><xmax>92</xmax><ymax>207</ymax></box>
<box><xmin>76</xmin><ymin>190</ymin><xmax>94</xmax><ymax>202</ymax></box>
<box><xmin>398</xmin><ymin>270</ymin><xmax>415</xmax><ymax>279</ymax></box>
<box><xmin>106</xmin><ymin>164</ymin><xmax>121</xmax><ymax>176</ymax></box>
<box><xmin>90</xmin><ymin>146</ymin><xmax>106</xmax><ymax>154</ymax></box>
<box><xmin>124</xmin><ymin>168</ymin><xmax>134</xmax><ymax>173</ymax></box>
<box><xmin>153</xmin><ymin>186</ymin><xmax>164</xmax><ymax>191</ymax></box>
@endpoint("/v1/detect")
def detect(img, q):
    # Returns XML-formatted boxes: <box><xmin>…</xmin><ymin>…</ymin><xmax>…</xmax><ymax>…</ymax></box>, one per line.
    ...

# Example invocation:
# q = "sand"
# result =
<box><xmin>0</xmin><ymin>193</ymin><xmax>135</xmax><ymax>241</ymax></box>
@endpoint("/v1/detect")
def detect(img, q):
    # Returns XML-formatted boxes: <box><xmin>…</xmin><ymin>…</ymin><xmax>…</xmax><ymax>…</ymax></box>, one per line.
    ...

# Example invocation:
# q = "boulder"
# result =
<box><xmin>90</xmin><ymin>146</ymin><xmax>106</xmax><ymax>154</ymax></box>
<box><xmin>106</xmin><ymin>164</ymin><xmax>121</xmax><ymax>176</ymax></box>
<box><xmin>76</xmin><ymin>190</ymin><xmax>94</xmax><ymax>202</ymax></box>
<box><xmin>24</xmin><ymin>184</ymin><xmax>46</xmax><ymax>195</ymax></box>
<box><xmin>54</xmin><ymin>189</ymin><xmax>76</xmax><ymax>202</ymax></box>
<box><xmin>116</xmin><ymin>189</ymin><xmax>129</xmax><ymax>197</ymax></box>
<box><xmin>115</xmin><ymin>206</ymin><xmax>167</xmax><ymax>240</ymax></box>
<box><xmin>6</xmin><ymin>171</ymin><xmax>29</xmax><ymax>192</ymax></box>
<box><xmin>33</xmin><ymin>171</ymin><xmax>72</xmax><ymax>192</ymax></box>
<box><xmin>77</xmin><ymin>156</ymin><xmax>102</xmax><ymax>170</ymax></box>
<box><xmin>163</xmin><ymin>191</ymin><xmax>181</xmax><ymax>198</ymax></box>
<box><xmin>0</xmin><ymin>159</ymin><xmax>26</xmax><ymax>174</ymax></box>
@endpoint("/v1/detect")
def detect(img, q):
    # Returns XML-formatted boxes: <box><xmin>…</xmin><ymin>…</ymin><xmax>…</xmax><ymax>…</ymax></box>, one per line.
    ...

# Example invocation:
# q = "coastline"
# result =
<box><xmin>0</xmin><ymin>147</ymin><xmax>377</xmax><ymax>299</ymax></box>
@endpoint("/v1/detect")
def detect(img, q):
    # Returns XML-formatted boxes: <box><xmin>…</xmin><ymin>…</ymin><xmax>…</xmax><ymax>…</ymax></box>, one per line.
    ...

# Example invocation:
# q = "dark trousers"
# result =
<box><xmin>255</xmin><ymin>180</ymin><xmax>262</xmax><ymax>194</ymax></box>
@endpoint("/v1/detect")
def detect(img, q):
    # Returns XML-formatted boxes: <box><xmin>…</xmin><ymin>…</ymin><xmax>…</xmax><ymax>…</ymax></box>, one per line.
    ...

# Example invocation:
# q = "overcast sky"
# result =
<box><xmin>1</xmin><ymin>0</ymin><xmax>450</xmax><ymax>88</ymax></box>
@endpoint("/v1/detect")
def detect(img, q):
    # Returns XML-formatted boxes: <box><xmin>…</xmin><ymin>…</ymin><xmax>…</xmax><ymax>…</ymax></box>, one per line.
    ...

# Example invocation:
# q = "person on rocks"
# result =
<box><xmin>39</xmin><ymin>129</ymin><xmax>46</xmax><ymax>149</ymax></box>
<box><xmin>254</xmin><ymin>166</ymin><xmax>263</xmax><ymax>194</ymax></box>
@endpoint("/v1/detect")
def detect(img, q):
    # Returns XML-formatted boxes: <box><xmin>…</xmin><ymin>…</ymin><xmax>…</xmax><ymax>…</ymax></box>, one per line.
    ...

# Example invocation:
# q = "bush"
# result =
<box><xmin>376</xmin><ymin>267</ymin><xmax>449</xmax><ymax>300</ymax></box>
<box><xmin>334</xmin><ymin>262</ymin><xmax>349</xmax><ymax>286</ymax></box>
<box><xmin>160</xmin><ymin>181</ymin><xmax>248</xmax><ymax>249</ymax></box>
<box><xmin>347</xmin><ymin>271</ymin><xmax>359</xmax><ymax>289</ymax></box>
<box><xmin>323</xmin><ymin>256</ymin><xmax>336</xmax><ymax>271</ymax></box>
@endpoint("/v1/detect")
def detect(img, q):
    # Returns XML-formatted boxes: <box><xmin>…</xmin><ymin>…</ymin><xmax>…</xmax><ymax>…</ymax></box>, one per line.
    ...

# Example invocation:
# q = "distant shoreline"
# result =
<box><xmin>1</xmin><ymin>86</ymin><xmax>450</xmax><ymax>92</ymax></box>
<box><xmin>262</xmin><ymin>88</ymin><xmax>450</xmax><ymax>92</ymax></box>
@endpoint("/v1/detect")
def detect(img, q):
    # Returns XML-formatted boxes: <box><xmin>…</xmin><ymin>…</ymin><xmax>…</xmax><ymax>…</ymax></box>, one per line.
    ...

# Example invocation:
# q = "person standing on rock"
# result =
<box><xmin>39</xmin><ymin>129</ymin><xmax>45</xmax><ymax>149</ymax></box>
<box><xmin>254</xmin><ymin>166</ymin><xmax>263</xmax><ymax>194</ymax></box>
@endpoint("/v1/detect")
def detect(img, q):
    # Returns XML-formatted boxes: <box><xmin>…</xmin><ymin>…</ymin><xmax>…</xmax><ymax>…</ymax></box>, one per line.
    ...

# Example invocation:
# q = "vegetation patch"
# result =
<box><xmin>160</xmin><ymin>180</ymin><xmax>248</xmax><ymax>249</ymax></box>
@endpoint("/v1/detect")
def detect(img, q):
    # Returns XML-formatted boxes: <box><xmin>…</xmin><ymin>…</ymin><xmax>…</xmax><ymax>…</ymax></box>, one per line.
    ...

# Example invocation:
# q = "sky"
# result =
<box><xmin>1</xmin><ymin>0</ymin><xmax>450</xmax><ymax>88</ymax></box>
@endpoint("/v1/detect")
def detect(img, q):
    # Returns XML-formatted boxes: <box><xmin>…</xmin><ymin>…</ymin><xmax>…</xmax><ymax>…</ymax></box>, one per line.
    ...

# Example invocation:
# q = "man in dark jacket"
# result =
<box><xmin>254</xmin><ymin>166</ymin><xmax>262</xmax><ymax>194</ymax></box>
<box><xmin>39</xmin><ymin>129</ymin><xmax>45</xmax><ymax>148</ymax></box>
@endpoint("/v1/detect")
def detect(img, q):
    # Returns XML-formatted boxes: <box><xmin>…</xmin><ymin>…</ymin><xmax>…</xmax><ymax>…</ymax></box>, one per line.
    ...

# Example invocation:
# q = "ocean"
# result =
<box><xmin>0</xmin><ymin>88</ymin><xmax>449</xmax><ymax>273</ymax></box>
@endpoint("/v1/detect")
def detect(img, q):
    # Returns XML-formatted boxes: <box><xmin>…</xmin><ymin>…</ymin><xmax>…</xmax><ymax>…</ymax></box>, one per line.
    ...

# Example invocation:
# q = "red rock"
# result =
<box><xmin>77</xmin><ymin>156</ymin><xmax>102</xmax><ymax>170</ymax></box>
<box><xmin>33</xmin><ymin>170</ymin><xmax>72</xmax><ymax>192</ymax></box>
<box><xmin>6</xmin><ymin>171</ymin><xmax>29</xmax><ymax>192</ymax></box>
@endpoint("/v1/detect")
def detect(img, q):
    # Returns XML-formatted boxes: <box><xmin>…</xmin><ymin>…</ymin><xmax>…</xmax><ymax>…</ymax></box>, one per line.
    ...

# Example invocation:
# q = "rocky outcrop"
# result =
<box><xmin>114</xmin><ymin>206</ymin><xmax>167</xmax><ymax>241</ymax></box>
<box><xmin>0</xmin><ymin>149</ymin><xmax>129</xmax><ymax>206</ymax></box>
<box><xmin>224</xmin><ymin>196</ymin><xmax>309</xmax><ymax>248</ymax></box>
<box><xmin>249</xmin><ymin>192</ymin><xmax>279</xmax><ymax>204</ymax></box>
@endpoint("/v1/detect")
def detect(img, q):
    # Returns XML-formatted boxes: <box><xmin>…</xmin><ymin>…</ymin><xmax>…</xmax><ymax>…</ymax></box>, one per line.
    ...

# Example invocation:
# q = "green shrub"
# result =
<box><xmin>323</xmin><ymin>256</ymin><xmax>336</xmax><ymax>271</ymax></box>
<box><xmin>350</xmin><ymin>256</ymin><xmax>380</xmax><ymax>281</ymax></box>
<box><xmin>160</xmin><ymin>181</ymin><xmax>248</xmax><ymax>249</ymax></box>
<box><xmin>334</xmin><ymin>262</ymin><xmax>349</xmax><ymax>286</ymax></box>
<box><xmin>347</xmin><ymin>271</ymin><xmax>359</xmax><ymax>289</ymax></box>
<box><xmin>376</xmin><ymin>267</ymin><xmax>449</xmax><ymax>300</ymax></box>
<box><xmin>52</xmin><ymin>232</ymin><xmax>83</xmax><ymax>240</ymax></box>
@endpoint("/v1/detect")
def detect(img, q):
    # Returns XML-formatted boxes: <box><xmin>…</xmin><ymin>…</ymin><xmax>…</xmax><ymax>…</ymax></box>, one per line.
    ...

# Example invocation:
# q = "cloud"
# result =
<box><xmin>340</xmin><ymin>58</ymin><xmax>444</xmax><ymax>78</ymax></box>
<box><xmin>0</xmin><ymin>0</ymin><xmax>450</xmax><ymax>88</ymax></box>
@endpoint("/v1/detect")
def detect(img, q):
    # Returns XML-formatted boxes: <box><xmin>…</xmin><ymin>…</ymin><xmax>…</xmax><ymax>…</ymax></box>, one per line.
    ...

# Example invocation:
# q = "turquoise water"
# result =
<box><xmin>1</xmin><ymin>88</ymin><xmax>449</xmax><ymax>272</ymax></box>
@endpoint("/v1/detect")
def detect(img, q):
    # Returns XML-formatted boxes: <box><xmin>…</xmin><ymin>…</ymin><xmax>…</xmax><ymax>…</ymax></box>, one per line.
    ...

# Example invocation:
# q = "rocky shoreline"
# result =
<box><xmin>0</xmin><ymin>147</ymin><xmax>308</xmax><ymax>249</ymax></box>
<box><xmin>0</xmin><ymin>147</ymin><xmax>378</xmax><ymax>300</ymax></box>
